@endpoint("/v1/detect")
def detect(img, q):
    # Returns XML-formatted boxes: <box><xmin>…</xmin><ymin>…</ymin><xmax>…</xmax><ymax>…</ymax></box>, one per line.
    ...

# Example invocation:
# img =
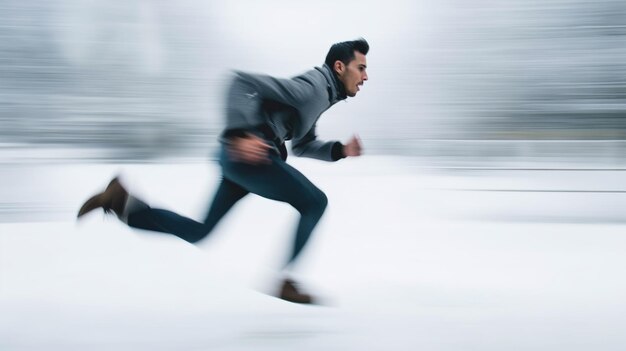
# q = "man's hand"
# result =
<box><xmin>343</xmin><ymin>135</ymin><xmax>363</xmax><ymax>157</ymax></box>
<box><xmin>228</xmin><ymin>133</ymin><xmax>272</xmax><ymax>165</ymax></box>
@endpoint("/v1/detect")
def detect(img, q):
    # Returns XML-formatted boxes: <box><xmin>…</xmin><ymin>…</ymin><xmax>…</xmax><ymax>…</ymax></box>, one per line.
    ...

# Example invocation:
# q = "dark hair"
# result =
<box><xmin>324</xmin><ymin>38</ymin><xmax>369</xmax><ymax>67</ymax></box>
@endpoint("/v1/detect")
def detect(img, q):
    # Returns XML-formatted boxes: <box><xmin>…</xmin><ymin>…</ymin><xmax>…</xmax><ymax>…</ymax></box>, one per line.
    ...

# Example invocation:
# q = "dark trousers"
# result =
<box><xmin>127</xmin><ymin>145</ymin><xmax>328</xmax><ymax>265</ymax></box>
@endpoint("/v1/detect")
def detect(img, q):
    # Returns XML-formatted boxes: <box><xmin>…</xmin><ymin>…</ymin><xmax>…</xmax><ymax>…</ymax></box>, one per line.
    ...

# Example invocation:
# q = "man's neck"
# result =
<box><xmin>323</xmin><ymin>64</ymin><xmax>347</xmax><ymax>102</ymax></box>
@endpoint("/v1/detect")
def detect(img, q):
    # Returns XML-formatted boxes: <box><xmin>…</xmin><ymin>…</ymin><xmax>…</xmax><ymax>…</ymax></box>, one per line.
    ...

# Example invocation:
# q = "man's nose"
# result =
<box><xmin>363</xmin><ymin>72</ymin><xmax>368</xmax><ymax>81</ymax></box>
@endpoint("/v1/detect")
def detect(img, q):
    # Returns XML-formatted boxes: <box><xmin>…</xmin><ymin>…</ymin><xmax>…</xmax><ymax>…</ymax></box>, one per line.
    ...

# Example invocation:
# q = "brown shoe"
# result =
<box><xmin>77</xmin><ymin>177</ymin><xmax>128</xmax><ymax>219</ymax></box>
<box><xmin>278</xmin><ymin>279</ymin><xmax>314</xmax><ymax>304</ymax></box>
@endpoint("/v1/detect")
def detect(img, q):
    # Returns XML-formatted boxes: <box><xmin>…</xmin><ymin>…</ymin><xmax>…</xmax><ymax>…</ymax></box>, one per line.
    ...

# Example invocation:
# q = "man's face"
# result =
<box><xmin>335</xmin><ymin>51</ymin><xmax>368</xmax><ymax>97</ymax></box>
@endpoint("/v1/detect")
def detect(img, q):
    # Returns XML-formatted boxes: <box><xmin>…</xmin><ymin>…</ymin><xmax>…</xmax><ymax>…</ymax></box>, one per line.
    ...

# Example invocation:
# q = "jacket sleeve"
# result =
<box><xmin>291</xmin><ymin>124</ymin><xmax>346</xmax><ymax>162</ymax></box>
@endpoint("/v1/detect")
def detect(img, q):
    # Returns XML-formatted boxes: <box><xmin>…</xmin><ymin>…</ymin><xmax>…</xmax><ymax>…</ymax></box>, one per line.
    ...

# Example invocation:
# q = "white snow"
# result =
<box><xmin>2</xmin><ymin>156</ymin><xmax>626</xmax><ymax>350</ymax></box>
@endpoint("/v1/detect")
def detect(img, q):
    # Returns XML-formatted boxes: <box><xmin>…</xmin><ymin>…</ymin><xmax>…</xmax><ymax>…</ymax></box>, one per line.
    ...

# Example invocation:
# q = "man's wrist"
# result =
<box><xmin>331</xmin><ymin>142</ymin><xmax>346</xmax><ymax>161</ymax></box>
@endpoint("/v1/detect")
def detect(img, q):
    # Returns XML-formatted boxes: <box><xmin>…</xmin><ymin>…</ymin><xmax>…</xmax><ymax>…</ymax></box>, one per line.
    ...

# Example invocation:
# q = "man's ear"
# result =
<box><xmin>333</xmin><ymin>60</ymin><xmax>345</xmax><ymax>76</ymax></box>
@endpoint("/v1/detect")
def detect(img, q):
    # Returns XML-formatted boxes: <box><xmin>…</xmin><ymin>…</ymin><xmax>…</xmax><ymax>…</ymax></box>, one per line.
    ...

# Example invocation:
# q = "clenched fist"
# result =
<box><xmin>343</xmin><ymin>135</ymin><xmax>363</xmax><ymax>157</ymax></box>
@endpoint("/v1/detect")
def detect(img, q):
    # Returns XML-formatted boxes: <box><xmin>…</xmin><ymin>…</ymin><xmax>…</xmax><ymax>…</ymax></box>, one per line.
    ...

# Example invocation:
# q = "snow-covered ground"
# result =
<box><xmin>2</xmin><ymin>156</ymin><xmax>626</xmax><ymax>350</ymax></box>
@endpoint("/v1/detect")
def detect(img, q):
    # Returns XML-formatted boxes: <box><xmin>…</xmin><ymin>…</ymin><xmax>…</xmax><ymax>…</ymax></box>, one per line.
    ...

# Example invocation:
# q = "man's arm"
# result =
<box><xmin>292</xmin><ymin>126</ymin><xmax>362</xmax><ymax>161</ymax></box>
<box><xmin>291</xmin><ymin>125</ymin><xmax>340</xmax><ymax>161</ymax></box>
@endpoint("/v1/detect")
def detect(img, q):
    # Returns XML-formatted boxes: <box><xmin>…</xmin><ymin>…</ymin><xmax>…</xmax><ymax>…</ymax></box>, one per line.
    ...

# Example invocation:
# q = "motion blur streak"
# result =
<box><xmin>1</xmin><ymin>0</ymin><xmax>624</xmax><ymax>166</ymax></box>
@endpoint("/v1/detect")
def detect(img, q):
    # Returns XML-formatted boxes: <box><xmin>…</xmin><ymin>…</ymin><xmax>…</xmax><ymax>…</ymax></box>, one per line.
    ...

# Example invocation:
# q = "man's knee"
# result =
<box><xmin>310</xmin><ymin>189</ymin><xmax>328</xmax><ymax>215</ymax></box>
<box><xmin>292</xmin><ymin>187</ymin><xmax>327</xmax><ymax>216</ymax></box>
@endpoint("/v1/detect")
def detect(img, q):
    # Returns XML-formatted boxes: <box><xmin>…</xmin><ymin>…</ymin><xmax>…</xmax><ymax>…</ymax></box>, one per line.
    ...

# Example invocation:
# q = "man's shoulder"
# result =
<box><xmin>231</xmin><ymin>66</ymin><xmax>320</xmax><ymax>79</ymax></box>
<box><xmin>295</xmin><ymin>66</ymin><xmax>327</xmax><ymax>82</ymax></box>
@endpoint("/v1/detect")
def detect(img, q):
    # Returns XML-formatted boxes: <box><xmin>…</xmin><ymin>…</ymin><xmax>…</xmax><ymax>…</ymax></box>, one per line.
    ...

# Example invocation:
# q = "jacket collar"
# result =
<box><xmin>318</xmin><ymin>64</ymin><xmax>347</xmax><ymax>104</ymax></box>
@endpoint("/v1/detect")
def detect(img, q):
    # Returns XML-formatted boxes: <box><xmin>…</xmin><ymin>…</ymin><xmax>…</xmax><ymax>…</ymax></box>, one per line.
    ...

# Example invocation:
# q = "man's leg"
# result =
<box><xmin>220</xmin><ymin>148</ymin><xmax>328</xmax><ymax>304</ymax></box>
<box><xmin>127</xmin><ymin>177</ymin><xmax>249</xmax><ymax>243</ymax></box>
<box><xmin>221</xmin><ymin>150</ymin><xmax>328</xmax><ymax>266</ymax></box>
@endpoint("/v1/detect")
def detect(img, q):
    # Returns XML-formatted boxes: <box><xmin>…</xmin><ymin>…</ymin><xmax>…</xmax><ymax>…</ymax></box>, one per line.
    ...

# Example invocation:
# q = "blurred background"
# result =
<box><xmin>2</xmin><ymin>0</ymin><xmax>625</xmax><ymax>166</ymax></box>
<box><xmin>4</xmin><ymin>3</ymin><xmax>626</xmax><ymax>349</ymax></box>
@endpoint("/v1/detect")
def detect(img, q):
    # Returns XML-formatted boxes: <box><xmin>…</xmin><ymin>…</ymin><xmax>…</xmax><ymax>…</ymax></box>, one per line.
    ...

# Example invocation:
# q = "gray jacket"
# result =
<box><xmin>222</xmin><ymin>64</ymin><xmax>347</xmax><ymax>161</ymax></box>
